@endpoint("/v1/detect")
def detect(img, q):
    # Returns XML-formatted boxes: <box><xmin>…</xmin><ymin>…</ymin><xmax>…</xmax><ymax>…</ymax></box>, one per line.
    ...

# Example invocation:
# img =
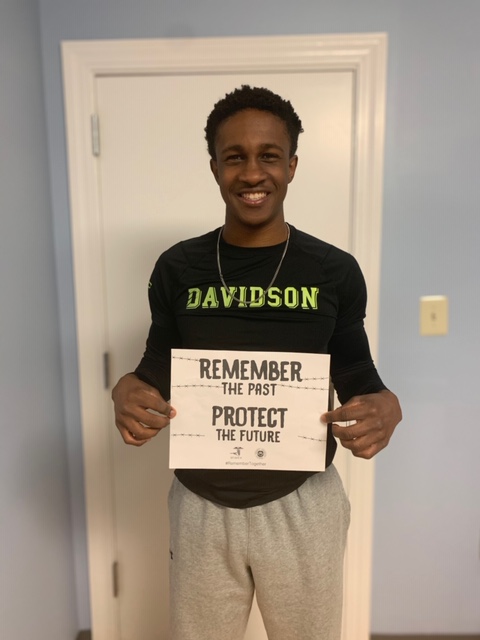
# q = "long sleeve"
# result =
<box><xmin>329</xmin><ymin>325</ymin><xmax>387</xmax><ymax>404</ymax></box>
<box><xmin>134</xmin><ymin>322</ymin><xmax>181</xmax><ymax>400</ymax></box>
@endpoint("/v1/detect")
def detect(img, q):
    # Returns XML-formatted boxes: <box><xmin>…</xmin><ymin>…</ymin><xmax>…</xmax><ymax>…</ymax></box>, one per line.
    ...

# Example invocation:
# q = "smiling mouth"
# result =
<box><xmin>239</xmin><ymin>191</ymin><xmax>268</xmax><ymax>204</ymax></box>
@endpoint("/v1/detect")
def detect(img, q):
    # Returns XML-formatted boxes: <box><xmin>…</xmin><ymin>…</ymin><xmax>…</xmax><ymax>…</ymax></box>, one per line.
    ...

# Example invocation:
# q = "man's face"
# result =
<box><xmin>210</xmin><ymin>109</ymin><xmax>298</xmax><ymax>238</ymax></box>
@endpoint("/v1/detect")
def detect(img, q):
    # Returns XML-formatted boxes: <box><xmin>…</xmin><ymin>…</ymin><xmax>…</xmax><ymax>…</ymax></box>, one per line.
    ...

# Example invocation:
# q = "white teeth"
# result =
<box><xmin>242</xmin><ymin>192</ymin><xmax>267</xmax><ymax>201</ymax></box>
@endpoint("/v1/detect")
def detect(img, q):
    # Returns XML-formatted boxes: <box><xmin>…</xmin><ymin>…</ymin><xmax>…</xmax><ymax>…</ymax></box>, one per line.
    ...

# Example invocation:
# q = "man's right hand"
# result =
<box><xmin>112</xmin><ymin>373</ymin><xmax>176</xmax><ymax>446</ymax></box>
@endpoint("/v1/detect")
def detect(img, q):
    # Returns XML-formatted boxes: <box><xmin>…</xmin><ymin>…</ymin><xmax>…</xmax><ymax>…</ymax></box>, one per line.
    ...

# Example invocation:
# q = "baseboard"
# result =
<box><xmin>76</xmin><ymin>630</ymin><xmax>480</xmax><ymax>640</ymax></box>
<box><xmin>371</xmin><ymin>635</ymin><xmax>480</xmax><ymax>640</ymax></box>
<box><xmin>77</xmin><ymin>631</ymin><xmax>479</xmax><ymax>640</ymax></box>
<box><xmin>77</xmin><ymin>632</ymin><xmax>480</xmax><ymax>640</ymax></box>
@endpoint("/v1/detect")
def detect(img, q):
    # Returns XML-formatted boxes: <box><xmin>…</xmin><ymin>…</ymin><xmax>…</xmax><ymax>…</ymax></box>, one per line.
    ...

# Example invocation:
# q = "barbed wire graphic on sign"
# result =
<box><xmin>274</xmin><ymin>384</ymin><xmax>329</xmax><ymax>391</ymax></box>
<box><xmin>170</xmin><ymin>433</ymin><xmax>206</xmax><ymax>438</ymax></box>
<box><xmin>297</xmin><ymin>435</ymin><xmax>327</xmax><ymax>442</ymax></box>
<box><xmin>171</xmin><ymin>384</ymin><xmax>223</xmax><ymax>389</ymax></box>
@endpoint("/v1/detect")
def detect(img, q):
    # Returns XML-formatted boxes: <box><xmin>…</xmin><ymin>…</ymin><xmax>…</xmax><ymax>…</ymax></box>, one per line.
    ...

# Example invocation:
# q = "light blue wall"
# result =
<box><xmin>37</xmin><ymin>0</ymin><xmax>480</xmax><ymax>634</ymax></box>
<box><xmin>0</xmin><ymin>1</ymin><xmax>77</xmax><ymax>639</ymax></box>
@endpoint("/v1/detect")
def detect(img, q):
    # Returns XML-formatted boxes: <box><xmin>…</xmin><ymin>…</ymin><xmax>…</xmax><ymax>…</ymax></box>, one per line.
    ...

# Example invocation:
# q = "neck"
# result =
<box><xmin>222</xmin><ymin>219</ymin><xmax>288</xmax><ymax>247</ymax></box>
<box><xmin>216</xmin><ymin>222</ymin><xmax>291</xmax><ymax>306</ymax></box>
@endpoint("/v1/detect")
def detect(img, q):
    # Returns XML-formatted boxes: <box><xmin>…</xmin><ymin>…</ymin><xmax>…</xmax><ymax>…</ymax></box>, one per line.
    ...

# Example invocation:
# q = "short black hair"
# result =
<box><xmin>205</xmin><ymin>85</ymin><xmax>304</xmax><ymax>160</ymax></box>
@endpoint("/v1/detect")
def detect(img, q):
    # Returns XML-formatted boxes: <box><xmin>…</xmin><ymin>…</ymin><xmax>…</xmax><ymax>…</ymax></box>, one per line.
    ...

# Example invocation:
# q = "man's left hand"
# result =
<box><xmin>321</xmin><ymin>389</ymin><xmax>402</xmax><ymax>459</ymax></box>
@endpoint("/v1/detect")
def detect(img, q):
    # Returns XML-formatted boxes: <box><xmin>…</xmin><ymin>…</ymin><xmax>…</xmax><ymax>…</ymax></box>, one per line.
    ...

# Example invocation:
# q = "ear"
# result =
<box><xmin>288</xmin><ymin>155</ymin><xmax>298</xmax><ymax>183</ymax></box>
<box><xmin>210</xmin><ymin>158</ymin><xmax>219</xmax><ymax>184</ymax></box>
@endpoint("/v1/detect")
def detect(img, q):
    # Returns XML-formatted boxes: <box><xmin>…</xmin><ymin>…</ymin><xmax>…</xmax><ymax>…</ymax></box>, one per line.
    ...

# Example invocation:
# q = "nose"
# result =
<box><xmin>239</xmin><ymin>157</ymin><xmax>266</xmax><ymax>184</ymax></box>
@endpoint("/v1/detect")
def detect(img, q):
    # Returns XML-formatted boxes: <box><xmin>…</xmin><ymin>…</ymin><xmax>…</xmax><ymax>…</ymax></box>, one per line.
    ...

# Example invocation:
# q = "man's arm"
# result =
<box><xmin>324</xmin><ymin>324</ymin><xmax>402</xmax><ymax>459</ymax></box>
<box><xmin>112</xmin><ymin>322</ymin><xmax>179</xmax><ymax>447</ymax></box>
<box><xmin>112</xmin><ymin>373</ymin><xmax>175</xmax><ymax>447</ymax></box>
<box><xmin>322</xmin><ymin>390</ymin><xmax>401</xmax><ymax>459</ymax></box>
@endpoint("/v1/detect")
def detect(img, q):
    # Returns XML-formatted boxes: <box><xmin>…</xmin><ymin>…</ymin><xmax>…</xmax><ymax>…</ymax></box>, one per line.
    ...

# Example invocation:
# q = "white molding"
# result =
<box><xmin>342</xmin><ymin>35</ymin><xmax>387</xmax><ymax>639</ymax></box>
<box><xmin>61</xmin><ymin>44</ymin><xmax>120</xmax><ymax>639</ymax></box>
<box><xmin>62</xmin><ymin>33</ymin><xmax>387</xmax><ymax>640</ymax></box>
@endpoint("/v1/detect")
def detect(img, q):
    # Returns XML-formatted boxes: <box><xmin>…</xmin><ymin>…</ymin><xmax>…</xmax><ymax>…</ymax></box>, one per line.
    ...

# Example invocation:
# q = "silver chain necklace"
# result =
<box><xmin>216</xmin><ymin>223</ymin><xmax>290</xmax><ymax>306</ymax></box>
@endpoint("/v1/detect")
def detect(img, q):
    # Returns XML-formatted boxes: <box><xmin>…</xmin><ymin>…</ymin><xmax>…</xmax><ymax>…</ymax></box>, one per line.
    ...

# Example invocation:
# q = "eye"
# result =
<box><xmin>261</xmin><ymin>153</ymin><xmax>279</xmax><ymax>162</ymax></box>
<box><xmin>224</xmin><ymin>154</ymin><xmax>243</xmax><ymax>164</ymax></box>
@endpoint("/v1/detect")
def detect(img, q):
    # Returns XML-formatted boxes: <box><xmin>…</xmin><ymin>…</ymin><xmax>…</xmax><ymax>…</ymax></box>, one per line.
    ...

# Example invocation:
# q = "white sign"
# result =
<box><xmin>169</xmin><ymin>349</ymin><xmax>330</xmax><ymax>471</ymax></box>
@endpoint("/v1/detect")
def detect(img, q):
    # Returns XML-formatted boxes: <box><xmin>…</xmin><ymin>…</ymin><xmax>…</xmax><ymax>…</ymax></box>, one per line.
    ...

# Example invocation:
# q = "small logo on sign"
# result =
<box><xmin>231</xmin><ymin>447</ymin><xmax>243</xmax><ymax>457</ymax></box>
<box><xmin>255</xmin><ymin>449</ymin><xmax>266</xmax><ymax>459</ymax></box>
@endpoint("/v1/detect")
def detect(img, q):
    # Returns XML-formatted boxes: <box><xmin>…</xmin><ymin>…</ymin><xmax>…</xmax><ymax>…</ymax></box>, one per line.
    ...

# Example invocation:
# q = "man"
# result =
<box><xmin>112</xmin><ymin>85</ymin><xmax>401</xmax><ymax>640</ymax></box>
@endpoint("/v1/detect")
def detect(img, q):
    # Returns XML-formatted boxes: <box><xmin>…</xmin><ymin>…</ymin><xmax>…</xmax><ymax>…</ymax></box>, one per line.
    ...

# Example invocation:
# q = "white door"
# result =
<box><xmin>62</xmin><ymin>34</ymin><xmax>386</xmax><ymax>640</ymax></box>
<box><xmin>97</xmin><ymin>71</ymin><xmax>353</xmax><ymax>640</ymax></box>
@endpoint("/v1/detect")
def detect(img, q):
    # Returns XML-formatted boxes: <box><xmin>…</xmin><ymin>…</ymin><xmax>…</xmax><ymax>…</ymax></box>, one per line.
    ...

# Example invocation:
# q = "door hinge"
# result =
<box><xmin>112</xmin><ymin>560</ymin><xmax>119</xmax><ymax>598</ymax></box>
<box><xmin>91</xmin><ymin>113</ymin><xmax>100</xmax><ymax>156</ymax></box>
<box><xmin>103</xmin><ymin>352</ymin><xmax>110</xmax><ymax>389</ymax></box>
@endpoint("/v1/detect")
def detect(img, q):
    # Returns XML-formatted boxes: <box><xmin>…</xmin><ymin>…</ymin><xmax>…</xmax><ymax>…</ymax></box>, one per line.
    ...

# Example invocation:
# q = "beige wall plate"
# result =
<box><xmin>420</xmin><ymin>295</ymin><xmax>448</xmax><ymax>335</ymax></box>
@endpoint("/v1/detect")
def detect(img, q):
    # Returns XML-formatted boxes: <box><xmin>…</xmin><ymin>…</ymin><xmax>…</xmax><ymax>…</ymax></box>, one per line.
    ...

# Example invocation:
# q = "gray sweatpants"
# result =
<box><xmin>168</xmin><ymin>465</ymin><xmax>350</xmax><ymax>640</ymax></box>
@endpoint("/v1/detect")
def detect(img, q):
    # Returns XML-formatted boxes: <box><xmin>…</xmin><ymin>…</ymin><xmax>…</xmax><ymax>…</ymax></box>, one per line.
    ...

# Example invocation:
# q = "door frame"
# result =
<box><xmin>62</xmin><ymin>33</ymin><xmax>387</xmax><ymax>640</ymax></box>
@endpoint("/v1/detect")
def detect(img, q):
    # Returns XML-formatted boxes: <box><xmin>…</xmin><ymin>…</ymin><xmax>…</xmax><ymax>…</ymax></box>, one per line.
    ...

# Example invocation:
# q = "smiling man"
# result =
<box><xmin>210</xmin><ymin>106</ymin><xmax>297</xmax><ymax>244</ymax></box>
<box><xmin>112</xmin><ymin>85</ymin><xmax>402</xmax><ymax>640</ymax></box>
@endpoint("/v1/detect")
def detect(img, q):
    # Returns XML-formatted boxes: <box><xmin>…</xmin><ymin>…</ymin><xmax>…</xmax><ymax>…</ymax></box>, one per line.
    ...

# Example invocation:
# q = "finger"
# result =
<box><xmin>322</xmin><ymin>399</ymin><xmax>369</xmax><ymax>425</ymax></box>
<box><xmin>332</xmin><ymin>423</ymin><xmax>358</xmax><ymax>445</ymax></box>
<box><xmin>331</xmin><ymin>416</ymin><xmax>383</xmax><ymax>441</ymax></box>
<box><xmin>332</xmin><ymin>421</ymin><xmax>382</xmax><ymax>445</ymax></box>
<box><xmin>333</xmin><ymin>425</ymin><xmax>390</xmax><ymax>459</ymax></box>
<box><xmin>334</xmin><ymin>430</ymin><xmax>366</xmax><ymax>454</ymax></box>
<box><xmin>117</xmin><ymin>424</ymin><xmax>155</xmax><ymax>447</ymax></box>
<box><xmin>136</xmin><ymin>389</ymin><xmax>176</xmax><ymax>419</ymax></box>
<box><xmin>130</xmin><ymin>406</ymin><xmax>173</xmax><ymax>431</ymax></box>
<box><xmin>114</xmin><ymin>378</ymin><xmax>176</xmax><ymax>423</ymax></box>
<box><xmin>119</xmin><ymin>397</ymin><xmax>175</xmax><ymax>431</ymax></box>
<box><xmin>114</xmin><ymin>409</ymin><xmax>174</xmax><ymax>446</ymax></box>
<box><xmin>118</xmin><ymin>415</ymin><xmax>164</xmax><ymax>440</ymax></box>
<box><xmin>349</xmin><ymin>437</ymin><xmax>389</xmax><ymax>459</ymax></box>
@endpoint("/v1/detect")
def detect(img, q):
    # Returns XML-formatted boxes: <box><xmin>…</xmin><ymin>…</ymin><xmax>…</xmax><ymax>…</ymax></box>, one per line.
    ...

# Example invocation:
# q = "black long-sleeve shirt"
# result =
<box><xmin>135</xmin><ymin>226</ymin><xmax>386</xmax><ymax>507</ymax></box>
